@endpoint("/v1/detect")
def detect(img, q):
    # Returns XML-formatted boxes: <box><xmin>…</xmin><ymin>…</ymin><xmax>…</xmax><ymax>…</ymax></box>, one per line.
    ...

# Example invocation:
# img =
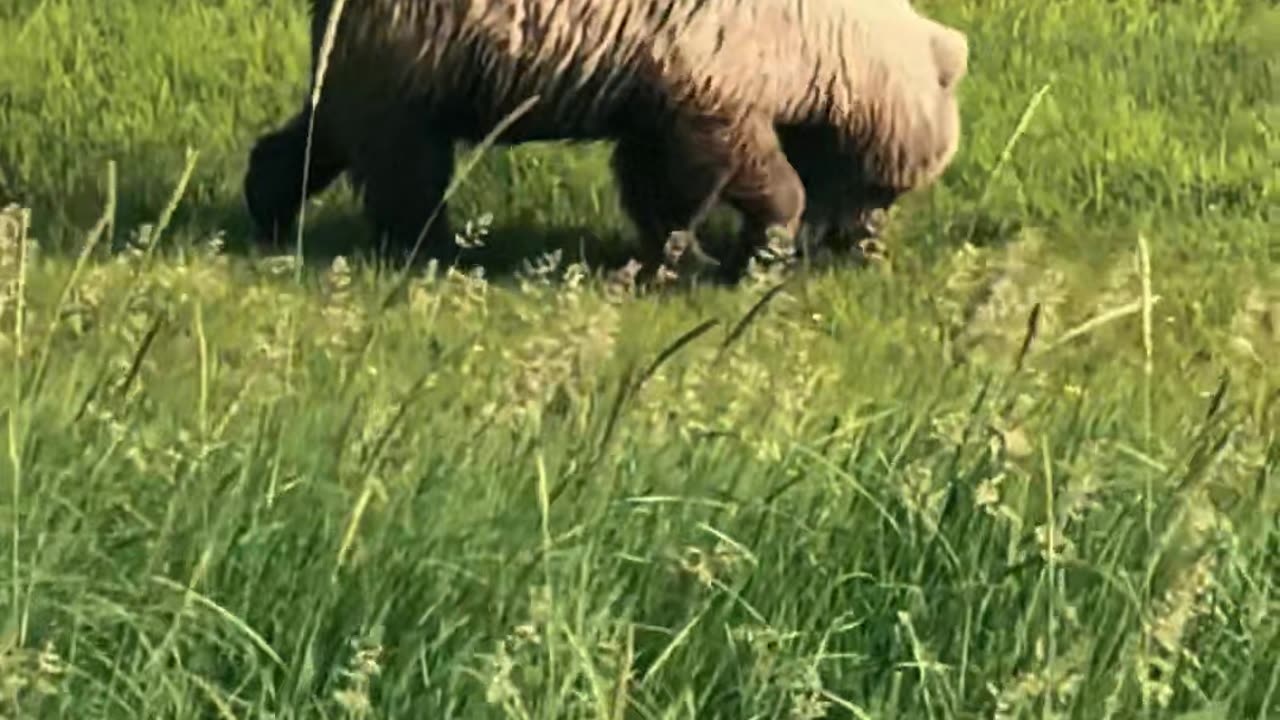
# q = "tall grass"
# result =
<box><xmin>0</xmin><ymin>0</ymin><xmax>1277</xmax><ymax>718</ymax></box>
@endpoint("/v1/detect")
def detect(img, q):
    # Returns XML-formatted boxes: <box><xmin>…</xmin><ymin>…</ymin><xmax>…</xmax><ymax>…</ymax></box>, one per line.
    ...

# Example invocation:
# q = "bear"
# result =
<box><xmin>243</xmin><ymin>0</ymin><xmax>969</xmax><ymax>283</ymax></box>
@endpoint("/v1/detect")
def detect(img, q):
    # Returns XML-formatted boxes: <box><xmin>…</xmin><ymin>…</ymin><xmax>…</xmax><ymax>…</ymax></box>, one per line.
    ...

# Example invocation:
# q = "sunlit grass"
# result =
<box><xmin>0</xmin><ymin>0</ymin><xmax>1277</xmax><ymax>718</ymax></box>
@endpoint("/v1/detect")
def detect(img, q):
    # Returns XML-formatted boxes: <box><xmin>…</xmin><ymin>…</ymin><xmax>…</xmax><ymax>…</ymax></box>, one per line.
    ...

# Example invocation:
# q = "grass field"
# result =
<box><xmin>1</xmin><ymin>0</ymin><xmax>1278</xmax><ymax>717</ymax></box>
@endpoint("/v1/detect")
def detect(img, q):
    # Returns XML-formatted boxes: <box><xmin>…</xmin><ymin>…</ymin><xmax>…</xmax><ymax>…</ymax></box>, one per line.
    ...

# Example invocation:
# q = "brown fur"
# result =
<box><xmin>244</xmin><ymin>0</ymin><xmax>968</xmax><ymax>282</ymax></box>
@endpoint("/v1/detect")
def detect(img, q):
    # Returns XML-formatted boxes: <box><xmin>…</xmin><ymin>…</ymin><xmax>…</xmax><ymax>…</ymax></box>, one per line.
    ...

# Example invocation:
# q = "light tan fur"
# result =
<box><xmin>244</xmin><ymin>0</ymin><xmax>968</xmax><ymax>282</ymax></box>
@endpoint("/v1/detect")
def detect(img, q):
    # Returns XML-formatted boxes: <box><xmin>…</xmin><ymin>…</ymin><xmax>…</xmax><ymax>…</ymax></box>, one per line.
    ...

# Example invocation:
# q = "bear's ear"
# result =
<box><xmin>932</xmin><ymin>28</ymin><xmax>968</xmax><ymax>90</ymax></box>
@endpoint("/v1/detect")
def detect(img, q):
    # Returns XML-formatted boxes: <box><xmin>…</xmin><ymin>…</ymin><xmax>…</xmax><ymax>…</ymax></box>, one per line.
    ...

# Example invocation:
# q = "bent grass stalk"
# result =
<box><xmin>26</xmin><ymin>160</ymin><xmax>117</xmax><ymax>403</ymax></box>
<box><xmin>5</xmin><ymin>206</ymin><xmax>30</xmax><ymax>652</ymax></box>
<box><xmin>296</xmin><ymin>0</ymin><xmax>349</xmax><ymax>282</ymax></box>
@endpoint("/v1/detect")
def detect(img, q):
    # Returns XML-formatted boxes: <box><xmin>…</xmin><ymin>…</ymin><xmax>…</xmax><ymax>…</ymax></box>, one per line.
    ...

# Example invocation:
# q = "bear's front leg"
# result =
<box><xmin>611</xmin><ymin>133</ymin><xmax>728</xmax><ymax>280</ymax></box>
<box><xmin>707</xmin><ymin>113</ymin><xmax>806</xmax><ymax>284</ymax></box>
<box><xmin>346</xmin><ymin>107</ymin><xmax>459</xmax><ymax>267</ymax></box>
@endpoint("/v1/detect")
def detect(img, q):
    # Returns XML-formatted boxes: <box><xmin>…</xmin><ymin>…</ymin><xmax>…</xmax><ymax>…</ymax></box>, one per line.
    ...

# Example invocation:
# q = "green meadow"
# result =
<box><xmin>0</xmin><ymin>0</ymin><xmax>1277</xmax><ymax>717</ymax></box>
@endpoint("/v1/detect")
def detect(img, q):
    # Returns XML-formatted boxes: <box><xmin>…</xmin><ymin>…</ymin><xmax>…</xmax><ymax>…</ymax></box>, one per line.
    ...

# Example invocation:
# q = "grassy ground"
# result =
<box><xmin>1</xmin><ymin>0</ymin><xmax>1278</xmax><ymax>718</ymax></box>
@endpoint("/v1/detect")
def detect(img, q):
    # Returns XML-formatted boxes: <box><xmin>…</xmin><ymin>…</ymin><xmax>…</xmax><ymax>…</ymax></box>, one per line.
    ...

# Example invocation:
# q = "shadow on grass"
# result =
<box><xmin>13</xmin><ymin>173</ymin><xmax>648</xmax><ymax>283</ymax></box>
<box><xmin>207</xmin><ymin>200</ymin><xmax>650</xmax><ymax>282</ymax></box>
<box><xmin>11</xmin><ymin>155</ymin><xmax>1040</xmax><ymax>286</ymax></box>
<box><xmin>13</xmin><ymin>173</ymin><xmax>744</xmax><ymax>287</ymax></box>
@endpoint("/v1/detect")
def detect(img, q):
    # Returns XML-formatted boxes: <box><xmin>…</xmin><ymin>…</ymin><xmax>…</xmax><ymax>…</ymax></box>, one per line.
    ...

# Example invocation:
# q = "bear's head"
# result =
<box><xmin>785</xmin><ymin>18</ymin><xmax>968</xmax><ymax>251</ymax></box>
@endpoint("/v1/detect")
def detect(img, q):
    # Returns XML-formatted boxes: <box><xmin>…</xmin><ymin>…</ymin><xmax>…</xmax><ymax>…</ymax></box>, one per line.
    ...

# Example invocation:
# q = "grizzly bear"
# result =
<box><xmin>244</xmin><ymin>0</ymin><xmax>968</xmax><ymax>282</ymax></box>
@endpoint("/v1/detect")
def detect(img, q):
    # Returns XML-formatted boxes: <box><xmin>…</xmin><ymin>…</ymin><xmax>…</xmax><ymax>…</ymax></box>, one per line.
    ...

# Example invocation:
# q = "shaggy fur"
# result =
<box><xmin>244</xmin><ymin>0</ymin><xmax>968</xmax><ymax>281</ymax></box>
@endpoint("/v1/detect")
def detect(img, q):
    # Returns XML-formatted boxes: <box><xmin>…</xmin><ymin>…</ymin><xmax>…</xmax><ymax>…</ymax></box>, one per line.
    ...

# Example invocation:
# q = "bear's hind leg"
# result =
<box><xmin>243</xmin><ymin>107</ymin><xmax>348</xmax><ymax>249</ymax></box>
<box><xmin>347</xmin><ymin>111</ymin><xmax>458</xmax><ymax>267</ymax></box>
